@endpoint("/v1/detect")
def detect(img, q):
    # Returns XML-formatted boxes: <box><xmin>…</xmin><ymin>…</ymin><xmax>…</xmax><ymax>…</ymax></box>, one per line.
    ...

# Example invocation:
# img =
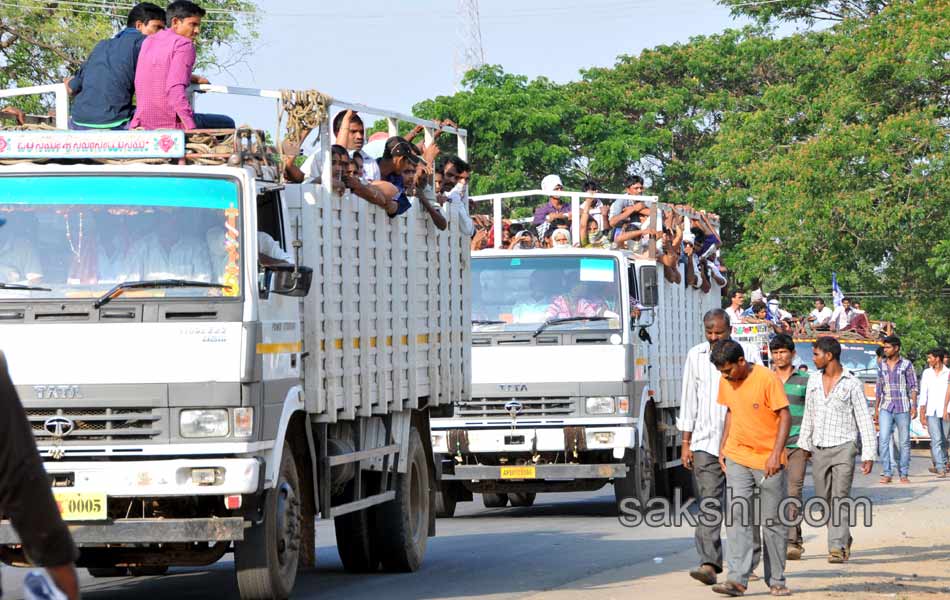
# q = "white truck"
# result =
<box><xmin>432</xmin><ymin>191</ymin><xmax>721</xmax><ymax>514</ymax></box>
<box><xmin>0</xmin><ymin>85</ymin><xmax>469</xmax><ymax>599</ymax></box>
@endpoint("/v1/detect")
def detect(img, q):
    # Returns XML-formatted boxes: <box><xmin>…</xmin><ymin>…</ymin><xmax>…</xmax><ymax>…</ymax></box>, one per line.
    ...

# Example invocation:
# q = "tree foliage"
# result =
<box><xmin>0</xmin><ymin>1</ymin><xmax>258</xmax><ymax>113</ymax></box>
<box><xmin>413</xmin><ymin>0</ymin><xmax>950</xmax><ymax>355</ymax></box>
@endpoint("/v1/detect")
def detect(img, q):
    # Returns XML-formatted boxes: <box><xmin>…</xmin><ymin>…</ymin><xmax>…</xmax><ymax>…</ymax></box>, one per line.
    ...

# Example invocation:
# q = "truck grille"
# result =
<box><xmin>457</xmin><ymin>397</ymin><xmax>575</xmax><ymax>418</ymax></box>
<box><xmin>27</xmin><ymin>407</ymin><xmax>162</xmax><ymax>442</ymax></box>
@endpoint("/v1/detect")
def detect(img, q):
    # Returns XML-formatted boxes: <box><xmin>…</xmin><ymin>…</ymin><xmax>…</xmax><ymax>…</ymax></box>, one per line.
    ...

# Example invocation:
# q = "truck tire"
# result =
<box><xmin>614</xmin><ymin>426</ymin><xmax>655</xmax><ymax>514</ymax></box>
<box><xmin>508</xmin><ymin>493</ymin><xmax>536</xmax><ymax>507</ymax></box>
<box><xmin>435</xmin><ymin>487</ymin><xmax>457</xmax><ymax>518</ymax></box>
<box><xmin>87</xmin><ymin>567</ymin><xmax>127</xmax><ymax>578</ymax></box>
<box><xmin>334</xmin><ymin>508</ymin><xmax>379</xmax><ymax>572</ymax></box>
<box><xmin>234</xmin><ymin>441</ymin><xmax>301</xmax><ymax>600</ymax></box>
<box><xmin>373</xmin><ymin>427</ymin><xmax>429</xmax><ymax>572</ymax></box>
<box><xmin>481</xmin><ymin>492</ymin><xmax>508</xmax><ymax>508</ymax></box>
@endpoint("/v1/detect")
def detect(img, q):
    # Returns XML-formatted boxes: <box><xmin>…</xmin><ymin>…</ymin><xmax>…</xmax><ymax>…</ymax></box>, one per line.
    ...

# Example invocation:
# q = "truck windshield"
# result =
<box><xmin>0</xmin><ymin>175</ymin><xmax>242</xmax><ymax>300</ymax></box>
<box><xmin>472</xmin><ymin>255</ymin><xmax>623</xmax><ymax>332</ymax></box>
<box><xmin>795</xmin><ymin>341</ymin><xmax>880</xmax><ymax>377</ymax></box>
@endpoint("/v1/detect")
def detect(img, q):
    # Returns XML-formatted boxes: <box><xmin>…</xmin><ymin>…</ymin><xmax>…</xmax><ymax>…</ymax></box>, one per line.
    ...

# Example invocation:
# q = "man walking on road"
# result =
<box><xmin>710</xmin><ymin>339</ymin><xmax>791</xmax><ymax>598</ymax></box>
<box><xmin>677</xmin><ymin>310</ymin><xmax>762</xmax><ymax>588</ymax></box>
<box><xmin>875</xmin><ymin>335</ymin><xmax>918</xmax><ymax>484</ymax></box>
<box><xmin>798</xmin><ymin>337</ymin><xmax>877</xmax><ymax>563</ymax></box>
<box><xmin>768</xmin><ymin>334</ymin><xmax>809</xmax><ymax>560</ymax></box>
<box><xmin>0</xmin><ymin>351</ymin><xmax>80</xmax><ymax>599</ymax></box>
<box><xmin>920</xmin><ymin>348</ymin><xmax>950</xmax><ymax>477</ymax></box>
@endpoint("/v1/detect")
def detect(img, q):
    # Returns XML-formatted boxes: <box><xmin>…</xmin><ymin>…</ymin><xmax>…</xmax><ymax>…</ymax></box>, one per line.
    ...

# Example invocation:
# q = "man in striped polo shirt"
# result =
<box><xmin>769</xmin><ymin>334</ymin><xmax>810</xmax><ymax>560</ymax></box>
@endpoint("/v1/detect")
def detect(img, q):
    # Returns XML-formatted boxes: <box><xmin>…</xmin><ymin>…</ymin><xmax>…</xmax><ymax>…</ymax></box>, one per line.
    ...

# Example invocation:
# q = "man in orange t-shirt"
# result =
<box><xmin>710</xmin><ymin>339</ymin><xmax>792</xmax><ymax>598</ymax></box>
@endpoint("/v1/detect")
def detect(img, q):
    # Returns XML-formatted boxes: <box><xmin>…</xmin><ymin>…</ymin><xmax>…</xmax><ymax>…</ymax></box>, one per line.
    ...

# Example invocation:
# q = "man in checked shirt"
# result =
<box><xmin>798</xmin><ymin>337</ymin><xmax>877</xmax><ymax>564</ymax></box>
<box><xmin>875</xmin><ymin>335</ymin><xmax>918</xmax><ymax>484</ymax></box>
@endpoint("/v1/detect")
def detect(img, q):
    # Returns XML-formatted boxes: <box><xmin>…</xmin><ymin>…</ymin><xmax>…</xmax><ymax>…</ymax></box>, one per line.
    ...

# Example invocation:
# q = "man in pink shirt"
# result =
<box><xmin>129</xmin><ymin>1</ymin><xmax>233</xmax><ymax>130</ymax></box>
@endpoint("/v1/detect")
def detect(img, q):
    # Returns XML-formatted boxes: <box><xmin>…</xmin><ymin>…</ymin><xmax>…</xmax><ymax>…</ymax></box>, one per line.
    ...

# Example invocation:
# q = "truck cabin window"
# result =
<box><xmin>0</xmin><ymin>176</ymin><xmax>242</xmax><ymax>299</ymax></box>
<box><xmin>472</xmin><ymin>256</ymin><xmax>623</xmax><ymax>332</ymax></box>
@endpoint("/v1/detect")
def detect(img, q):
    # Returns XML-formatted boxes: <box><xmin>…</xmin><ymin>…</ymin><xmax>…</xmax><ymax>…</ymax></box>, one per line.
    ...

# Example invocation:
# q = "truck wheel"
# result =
<box><xmin>614</xmin><ymin>428</ymin><xmax>655</xmax><ymax>514</ymax></box>
<box><xmin>129</xmin><ymin>566</ymin><xmax>168</xmax><ymax>577</ymax></box>
<box><xmin>508</xmin><ymin>493</ymin><xmax>536</xmax><ymax>507</ymax></box>
<box><xmin>234</xmin><ymin>441</ymin><xmax>301</xmax><ymax>600</ymax></box>
<box><xmin>87</xmin><ymin>567</ymin><xmax>127</xmax><ymax>577</ymax></box>
<box><xmin>482</xmin><ymin>492</ymin><xmax>508</xmax><ymax>508</ymax></box>
<box><xmin>334</xmin><ymin>507</ymin><xmax>379</xmax><ymax>572</ymax></box>
<box><xmin>435</xmin><ymin>488</ymin><xmax>457</xmax><ymax>518</ymax></box>
<box><xmin>374</xmin><ymin>427</ymin><xmax>429</xmax><ymax>572</ymax></box>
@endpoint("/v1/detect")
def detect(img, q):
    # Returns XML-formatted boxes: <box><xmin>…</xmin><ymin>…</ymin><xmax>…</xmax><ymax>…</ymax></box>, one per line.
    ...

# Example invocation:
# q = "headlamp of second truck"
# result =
<box><xmin>585</xmin><ymin>396</ymin><xmax>630</xmax><ymax>415</ymax></box>
<box><xmin>180</xmin><ymin>408</ymin><xmax>254</xmax><ymax>438</ymax></box>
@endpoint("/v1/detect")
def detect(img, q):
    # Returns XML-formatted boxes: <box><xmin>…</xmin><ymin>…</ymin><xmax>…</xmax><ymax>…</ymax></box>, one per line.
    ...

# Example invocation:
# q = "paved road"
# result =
<box><xmin>2</xmin><ymin>488</ymin><xmax>697</xmax><ymax>600</ymax></box>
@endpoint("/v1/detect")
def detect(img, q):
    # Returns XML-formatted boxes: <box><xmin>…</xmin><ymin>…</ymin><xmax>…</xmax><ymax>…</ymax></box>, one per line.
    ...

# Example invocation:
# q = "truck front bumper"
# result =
<box><xmin>431</xmin><ymin>424</ymin><xmax>636</xmax><ymax>458</ymax></box>
<box><xmin>42</xmin><ymin>457</ymin><xmax>263</xmax><ymax>497</ymax></box>
<box><xmin>443</xmin><ymin>463</ymin><xmax>628</xmax><ymax>481</ymax></box>
<box><xmin>0</xmin><ymin>518</ymin><xmax>245</xmax><ymax>544</ymax></box>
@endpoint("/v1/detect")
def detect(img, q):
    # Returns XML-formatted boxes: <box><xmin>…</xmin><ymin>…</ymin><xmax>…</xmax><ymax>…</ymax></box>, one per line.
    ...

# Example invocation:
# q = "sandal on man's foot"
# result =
<box><xmin>712</xmin><ymin>581</ymin><xmax>746</xmax><ymax>597</ymax></box>
<box><xmin>689</xmin><ymin>564</ymin><xmax>717</xmax><ymax>585</ymax></box>
<box><xmin>828</xmin><ymin>549</ymin><xmax>846</xmax><ymax>563</ymax></box>
<box><xmin>900</xmin><ymin>476</ymin><xmax>911</xmax><ymax>484</ymax></box>
<box><xmin>879</xmin><ymin>476</ymin><xmax>892</xmax><ymax>484</ymax></box>
<box><xmin>770</xmin><ymin>585</ymin><xmax>792</xmax><ymax>596</ymax></box>
<box><xmin>787</xmin><ymin>545</ymin><xmax>803</xmax><ymax>560</ymax></box>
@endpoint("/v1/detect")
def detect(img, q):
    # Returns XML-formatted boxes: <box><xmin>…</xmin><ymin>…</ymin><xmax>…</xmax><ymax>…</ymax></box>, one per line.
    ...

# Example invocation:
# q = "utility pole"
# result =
<box><xmin>455</xmin><ymin>0</ymin><xmax>486</xmax><ymax>92</ymax></box>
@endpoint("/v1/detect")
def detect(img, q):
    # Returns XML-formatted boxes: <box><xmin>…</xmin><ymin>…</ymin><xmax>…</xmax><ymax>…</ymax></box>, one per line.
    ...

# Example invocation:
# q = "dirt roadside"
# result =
<box><xmin>529</xmin><ymin>448</ymin><xmax>950</xmax><ymax>600</ymax></box>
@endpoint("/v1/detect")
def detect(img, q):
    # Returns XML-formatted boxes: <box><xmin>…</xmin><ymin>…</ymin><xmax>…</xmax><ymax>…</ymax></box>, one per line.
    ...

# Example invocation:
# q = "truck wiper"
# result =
<box><xmin>94</xmin><ymin>279</ymin><xmax>232</xmax><ymax>309</ymax></box>
<box><xmin>0</xmin><ymin>282</ymin><xmax>52</xmax><ymax>291</ymax></box>
<box><xmin>472</xmin><ymin>319</ymin><xmax>506</xmax><ymax>325</ymax></box>
<box><xmin>533</xmin><ymin>316</ymin><xmax>608</xmax><ymax>338</ymax></box>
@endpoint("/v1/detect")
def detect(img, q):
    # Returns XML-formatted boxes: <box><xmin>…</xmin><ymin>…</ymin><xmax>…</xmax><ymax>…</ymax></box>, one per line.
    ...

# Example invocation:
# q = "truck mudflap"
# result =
<box><xmin>443</xmin><ymin>463</ymin><xmax>627</xmax><ymax>481</ymax></box>
<box><xmin>0</xmin><ymin>517</ymin><xmax>246</xmax><ymax>545</ymax></box>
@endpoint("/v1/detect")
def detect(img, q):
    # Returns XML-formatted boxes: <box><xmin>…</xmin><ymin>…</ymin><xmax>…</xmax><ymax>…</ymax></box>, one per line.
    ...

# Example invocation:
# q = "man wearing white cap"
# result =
<box><xmin>533</xmin><ymin>174</ymin><xmax>571</xmax><ymax>237</ymax></box>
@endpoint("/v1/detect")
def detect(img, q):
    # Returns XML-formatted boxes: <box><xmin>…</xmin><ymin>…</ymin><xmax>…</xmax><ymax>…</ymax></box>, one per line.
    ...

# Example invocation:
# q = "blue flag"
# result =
<box><xmin>832</xmin><ymin>272</ymin><xmax>844</xmax><ymax>308</ymax></box>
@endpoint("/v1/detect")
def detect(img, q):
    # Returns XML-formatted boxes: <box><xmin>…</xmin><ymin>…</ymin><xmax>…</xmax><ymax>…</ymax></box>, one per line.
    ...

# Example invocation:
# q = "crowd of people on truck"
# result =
<box><xmin>679</xmin><ymin>306</ymin><xmax>950</xmax><ymax>597</ymax></box>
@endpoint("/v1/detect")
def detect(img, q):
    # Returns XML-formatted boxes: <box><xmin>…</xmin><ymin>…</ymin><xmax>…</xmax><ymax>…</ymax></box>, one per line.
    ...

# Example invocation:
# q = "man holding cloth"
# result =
<box><xmin>798</xmin><ymin>337</ymin><xmax>877</xmax><ymax>563</ymax></box>
<box><xmin>710</xmin><ymin>339</ymin><xmax>791</xmax><ymax>597</ymax></box>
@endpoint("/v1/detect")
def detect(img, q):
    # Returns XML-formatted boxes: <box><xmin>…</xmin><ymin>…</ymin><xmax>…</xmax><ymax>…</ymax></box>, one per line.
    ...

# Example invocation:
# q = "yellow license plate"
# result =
<box><xmin>500</xmin><ymin>466</ymin><xmax>536</xmax><ymax>479</ymax></box>
<box><xmin>53</xmin><ymin>492</ymin><xmax>108</xmax><ymax>521</ymax></box>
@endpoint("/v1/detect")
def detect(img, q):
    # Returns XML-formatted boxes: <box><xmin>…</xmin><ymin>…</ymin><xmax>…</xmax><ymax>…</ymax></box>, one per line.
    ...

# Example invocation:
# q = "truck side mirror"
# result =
<box><xmin>267</xmin><ymin>264</ymin><xmax>313</xmax><ymax>297</ymax></box>
<box><xmin>634</xmin><ymin>306</ymin><xmax>655</xmax><ymax>328</ymax></box>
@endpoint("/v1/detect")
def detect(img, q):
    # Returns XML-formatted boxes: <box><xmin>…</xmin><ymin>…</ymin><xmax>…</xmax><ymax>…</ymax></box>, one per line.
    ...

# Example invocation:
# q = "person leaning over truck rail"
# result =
<box><xmin>65</xmin><ymin>3</ymin><xmax>166</xmax><ymax>130</ymax></box>
<box><xmin>607</xmin><ymin>174</ymin><xmax>647</xmax><ymax>229</ymax></box>
<box><xmin>532</xmin><ymin>175</ymin><xmax>571</xmax><ymax>238</ymax></box>
<box><xmin>711</xmin><ymin>339</ymin><xmax>792</xmax><ymax>598</ymax></box>
<box><xmin>0</xmin><ymin>350</ymin><xmax>81</xmax><ymax>600</ymax></box>
<box><xmin>797</xmin><ymin>337</ymin><xmax>877</xmax><ymax>564</ymax></box>
<box><xmin>326</xmin><ymin>110</ymin><xmax>381</xmax><ymax>182</ymax></box>
<box><xmin>436</xmin><ymin>156</ymin><xmax>474</xmax><ymax>236</ymax></box>
<box><xmin>678</xmin><ymin>309</ymin><xmax>763</xmax><ymax>588</ymax></box>
<box><xmin>128</xmin><ymin>1</ymin><xmax>235</xmax><ymax>131</ymax></box>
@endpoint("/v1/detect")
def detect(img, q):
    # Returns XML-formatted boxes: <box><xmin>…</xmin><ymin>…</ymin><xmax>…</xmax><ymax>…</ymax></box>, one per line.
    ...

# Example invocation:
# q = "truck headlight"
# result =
<box><xmin>180</xmin><ymin>409</ymin><xmax>230</xmax><ymax>438</ymax></box>
<box><xmin>585</xmin><ymin>397</ymin><xmax>615</xmax><ymax>415</ymax></box>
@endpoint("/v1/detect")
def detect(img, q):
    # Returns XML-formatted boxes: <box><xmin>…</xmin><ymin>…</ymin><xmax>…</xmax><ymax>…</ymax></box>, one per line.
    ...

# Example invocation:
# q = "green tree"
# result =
<box><xmin>718</xmin><ymin>0</ymin><xmax>893</xmax><ymax>24</ymax></box>
<box><xmin>0</xmin><ymin>1</ymin><xmax>258</xmax><ymax>113</ymax></box>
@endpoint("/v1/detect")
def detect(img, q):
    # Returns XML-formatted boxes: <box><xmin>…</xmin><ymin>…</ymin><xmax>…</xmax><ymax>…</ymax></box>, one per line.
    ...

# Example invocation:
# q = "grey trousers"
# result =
<box><xmin>724</xmin><ymin>458</ymin><xmax>787</xmax><ymax>588</ymax></box>
<box><xmin>692</xmin><ymin>451</ymin><xmax>761</xmax><ymax>573</ymax></box>
<box><xmin>811</xmin><ymin>441</ymin><xmax>858</xmax><ymax>552</ymax></box>
<box><xmin>785</xmin><ymin>448</ymin><xmax>809</xmax><ymax>546</ymax></box>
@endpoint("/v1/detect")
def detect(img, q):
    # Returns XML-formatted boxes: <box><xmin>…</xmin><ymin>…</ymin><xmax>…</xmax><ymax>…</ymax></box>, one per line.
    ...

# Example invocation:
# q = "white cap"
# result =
<box><xmin>681</xmin><ymin>229</ymin><xmax>696</xmax><ymax>244</ymax></box>
<box><xmin>750</xmin><ymin>288</ymin><xmax>764</xmax><ymax>303</ymax></box>
<box><xmin>541</xmin><ymin>174</ymin><xmax>563</xmax><ymax>194</ymax></box>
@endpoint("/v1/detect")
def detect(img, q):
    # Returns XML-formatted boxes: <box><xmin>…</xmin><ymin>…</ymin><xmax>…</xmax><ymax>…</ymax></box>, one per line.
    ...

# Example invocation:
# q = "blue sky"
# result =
<box><xmin>194</xmin><ymin>0</ymin><xmax>796</xmax><ymax>139</ymax></box>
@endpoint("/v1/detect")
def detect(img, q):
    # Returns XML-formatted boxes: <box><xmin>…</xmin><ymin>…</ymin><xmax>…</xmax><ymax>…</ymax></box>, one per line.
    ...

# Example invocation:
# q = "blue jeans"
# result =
<box><xmin>927</xmin><ymin>415</ymin><xmax>949</xmax><ymax>472</ymax></box>
<box><xmin>879</xmin><ymin>409</ymin><xmax>911</xmax><ymax>477</ymax></box>
<box><xmin>193</xmin><ymin>113</ymin><xmax>235</xmax><ymax>129</ymax></box>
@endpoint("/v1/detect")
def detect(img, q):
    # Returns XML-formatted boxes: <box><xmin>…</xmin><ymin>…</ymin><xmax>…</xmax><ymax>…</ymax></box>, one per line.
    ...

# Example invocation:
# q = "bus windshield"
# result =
<box><xmin>795</xmin><ymin>341</ymin><xmax>880</xmax><ymax>378</ymax></box>
<box><xmin>472</xmin><ymin>255</ymin><xmax>624</xmax><ymax>332</ymax></box>
<box><xmin>0</xmin><ymin>176</ymin><xmax>242</xmax><ymax>300</ymax></box>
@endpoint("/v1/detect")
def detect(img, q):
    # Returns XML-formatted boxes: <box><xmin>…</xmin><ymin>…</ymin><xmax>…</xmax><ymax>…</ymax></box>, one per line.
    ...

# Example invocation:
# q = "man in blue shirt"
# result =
<box><xmin>65</xmin><ymin>3</ymin><xmax>167</xmax><ymax>130</ymax></box>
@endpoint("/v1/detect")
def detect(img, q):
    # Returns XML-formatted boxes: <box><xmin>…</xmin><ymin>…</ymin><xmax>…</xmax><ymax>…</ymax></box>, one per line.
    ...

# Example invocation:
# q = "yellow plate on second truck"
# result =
<box><xmin>500</xmin><ymin>466</ymin><xmax>536</xmax><ymax>479</ymax></box>
<box><xmin>54</xmin><ymin>492</ymin><xmax>108</xmax><ymax>521</ymax></box>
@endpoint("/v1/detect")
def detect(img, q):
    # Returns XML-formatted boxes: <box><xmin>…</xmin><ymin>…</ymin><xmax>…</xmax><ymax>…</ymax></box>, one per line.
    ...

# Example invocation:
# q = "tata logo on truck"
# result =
<box><xmin>498</xmin><ymin>384</ymin><xmax>528</xmax><ymax>393</ymax></box>
<box><xmin>34</xmin><ymin>385</ymin><xmax>83</xmax><ymax>400</ymax></box>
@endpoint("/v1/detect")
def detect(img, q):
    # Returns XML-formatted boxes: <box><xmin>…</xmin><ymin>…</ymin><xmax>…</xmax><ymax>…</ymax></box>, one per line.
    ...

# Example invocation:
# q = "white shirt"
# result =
<box><xmin>809</xmin><ymin>306</ymin><xmax>833</xmax><ymax>326</ymax></box>
<box><xmin>0</xmin><ymin>237</ymin><xmax>42</xmax><ymax>282</ymax></box>
<box><xmin>302</xmin><ymin>148</ymin><xmax>380</xmax><ymax>183</ymax></box>
<box><xmin>920</xmin><ymin>366</ymin><xmax>950</xmax><ymax>417</ymax></box>
<box><xmin>128</xmin><ymin>233</ymin><xmax>212</xmax><ymax>282</ymax></box>
<box><xmin>677</xmin><ymin>340</ymin><xmax>764</xmax><ymax>456</ymax></box>
<box><xmin>798</xmin><ymin>371</ymin><xmax>877</xmax><ymax>462</ymax></box>
<box><xmin>725</xmin><ymin>306</ymin><xmax>744</xmax><ymax>325</ymax></box>
<box><xmin>830</xmin><ymin>305</ymin><xmax>853</xmax><ymax>330</ymax></box>
<box><xmin>258</xmin><ymin>232</ymin><xmax>294</xmax><ymax>264</ymax></box>
<box><xmin>438</xmin><ymin>182</ymin><xmax>474</xmax><ymax>236</ymax></box>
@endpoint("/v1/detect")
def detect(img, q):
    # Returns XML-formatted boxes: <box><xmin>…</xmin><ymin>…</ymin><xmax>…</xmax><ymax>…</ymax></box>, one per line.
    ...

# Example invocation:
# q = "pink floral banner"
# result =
<box><xmin>0</xmin><ymin>130</ymin><xmax>184</xmax><ymax>159</ymax></box>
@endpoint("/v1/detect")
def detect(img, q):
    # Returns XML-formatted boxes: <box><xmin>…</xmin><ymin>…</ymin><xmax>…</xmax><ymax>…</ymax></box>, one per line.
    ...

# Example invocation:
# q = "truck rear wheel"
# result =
<box><xmin>334</xmin><ymin>507</ymin><xmax>379</xmax><ymax>572</ymax></box>
<box><xmin>482</xmin><ymin>492</ymin><xmax>508</xmax><ymax>508</ymax></box>
<box><xmin>234</xmin><ymin>441</ymin><xmax>301</xmax><ymax>600</ymax></box>
<box><xmin>508</xmin><ymin>493</ymin><xmax>536</xmax><ymax>507</ymax></box>
<box><xmin>373</xmin><ymin>427</ymin><xmax>429</xmax><ymax>572</ymax></box>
